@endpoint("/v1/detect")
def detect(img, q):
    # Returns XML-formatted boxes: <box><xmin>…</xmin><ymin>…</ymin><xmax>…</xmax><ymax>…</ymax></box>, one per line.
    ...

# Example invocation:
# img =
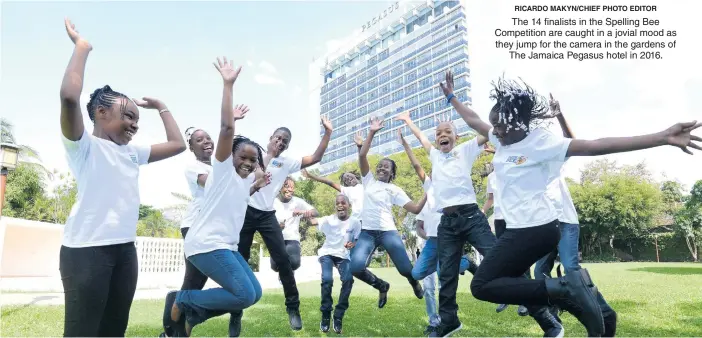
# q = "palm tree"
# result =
<box><xmin>1</xmin><ymin>117</ymin><xmax>51</xmax><ymax>178</ymax></box>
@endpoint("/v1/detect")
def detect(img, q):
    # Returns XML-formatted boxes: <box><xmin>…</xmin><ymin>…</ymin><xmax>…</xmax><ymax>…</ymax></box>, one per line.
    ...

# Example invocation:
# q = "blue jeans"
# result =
<box><xmin>350</xmin><ymin>230</ymin><xmax>417</xmax><ymax>288</ymax></box>
<box><xmin>413</xmin><ymin>237</ymin><xmax>471</xmax><ymax>326</ymax></box>
<box><xmin>534</xmin><ymin>222</ymin><xmax>615</xmax><ymax>314</ymax></box>
<box><xmin>319</xmin><ymin>255</ymin><xmax>354</xmax><ymax>318</ymax></box>
<box><xmin>437</xmin><ymin>204</ymin><xmax>497</xmax><ymax>326</ymax></box>
<box><xmin>176</xmin><ymin>250</ymin><xmax>262</xmax><ymax>327</ymax></box>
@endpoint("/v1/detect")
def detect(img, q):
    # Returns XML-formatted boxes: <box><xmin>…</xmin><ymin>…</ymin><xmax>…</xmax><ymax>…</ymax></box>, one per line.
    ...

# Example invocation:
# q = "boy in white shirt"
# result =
<box><xmin>59</xmin><ymin>19</ymin><xmax>186</xmax><ymax>337</ymax></box>
<box><xmin>310</xmin><ymin>194</ymin><xmax>362</xmax><ymax>334</ymax></box>
<box><xmin>441</xmin><ymin>71</ymin><xmax>700</xmax><ymax>337</ymax></box>
<box><xmin>273</xmin><ymin>177</ymin><xmax>319</xmax><ymax>272</ymax></box>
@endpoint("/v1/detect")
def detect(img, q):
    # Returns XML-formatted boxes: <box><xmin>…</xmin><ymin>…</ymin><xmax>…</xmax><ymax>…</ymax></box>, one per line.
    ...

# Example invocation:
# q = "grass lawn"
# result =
<box><xmin>2</xmin><ymin>262</ymin><xmax>702</xmax><ymax>337</ymax></box>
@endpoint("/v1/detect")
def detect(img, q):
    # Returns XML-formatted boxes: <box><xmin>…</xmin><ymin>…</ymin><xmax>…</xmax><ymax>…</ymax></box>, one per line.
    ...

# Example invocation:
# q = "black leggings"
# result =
<box><xmin>60</xmin><ymin>242</ymin><xmax>138</xmax><ymax>337</ymax></box>
<box><xmin>180</xmin><ymin>227</ymin><xmax>208</xmax><ymax>290</ymax></box>
<box><xmin>271</xmin><ymin>240</ymin><xmax>302</xmax><ymax>272</ymax></box>
<box><xmin>494</xmin><ymin>219</ymin><xmax>532</xmax><ymax>279</ymax></box>
<box><xmin>471</xmin><ymin>220</ymin><xmax>560</xmax><ymax>305</ymax></box>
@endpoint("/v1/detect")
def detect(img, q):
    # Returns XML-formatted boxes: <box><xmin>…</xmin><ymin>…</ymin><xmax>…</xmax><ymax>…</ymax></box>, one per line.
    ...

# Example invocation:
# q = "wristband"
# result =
<box><xmin>159</xmin><ymin>109</ymin><xmax>170</xmax><ymax>115</ymax></box>
<box><xmin>446</xmin><ymin>93</ymin><xmax>455</xmax><ymax>105</ymax></box>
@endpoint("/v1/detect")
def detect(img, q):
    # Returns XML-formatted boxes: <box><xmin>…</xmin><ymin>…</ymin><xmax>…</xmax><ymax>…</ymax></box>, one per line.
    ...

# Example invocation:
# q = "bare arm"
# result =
<box><xmin>440</xmin><ymin>70</ymin><xmax>492</xmax><ymax>138</ymax></box>
<box><xmin>301</xmin><ymin>169</ymin><xmax>341</xmax><ymax>192</ymax></box>
<box><xmin>394</xmin><ymin>111</ymin><xmax>433</xmax><ymax>153</ymax></box>
<box><xmin>403</xmin><ymin>194</ymin><xmax>427</xmax><ymax>214</ymax></box>
<box><xmin>360</xmin><ymin>118</ymin><xmax>385</xmax><ymax>177</ymax></box>
<box><xmin>301</xmin><ymin>117</ymin><xmax>334</xmax><ymax>169</ymax></box>
<box><xmin>212</xmin><ymin>57</ymin><xmax>244</xmax><ymax>162</ymax></box>
<box><xmin>60</xmin><ymin>19</ymin><xmax>91</xmax><ymax>141</ymax></box>
<box><xmin>549</xmin><ymin>94</ymin><xmax>575</xmax><ymax>139</ymax></box>
<box><xmin>140</xmin><ymin>103</ymin><xmax>187</xmax><ymax>163</ymax></box>
<box><xmin>398</xmin><ymin>129</ymin><xmax>426</xmax><ymax>182</ymax></box>
<box><xmin>197</xmin><ymin>174</ymin><xmax>208</xmax><ymax>188</ymax></box>
<box><xmin>482</xmin><ymin>193</ymin><xmax>494</xmax><ymax>214</ymax></box>
<box><xmin>416</xmin><ymin>220</ymin><xmax>428</xmax><ymax>240</ymax></box>
<box><xmin>250</xmin><ymin>169</ymin><xmax>271</xmax><ymax>196</ymax></box>
<box><xmin>309</xmin><ymin>218</ymin><xmax>319</xmax><ymax>225</ymax></box>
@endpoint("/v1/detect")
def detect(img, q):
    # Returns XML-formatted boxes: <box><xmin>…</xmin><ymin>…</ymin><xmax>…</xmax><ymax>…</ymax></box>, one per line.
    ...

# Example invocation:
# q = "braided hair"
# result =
<box><xmin>232</xmin><ymin>135</ymin><xmax>266</xmax><ymax>170</ymax></box>
<box><xmin>379</xmin><ymin>157</ymin><xmax>397</xmax><ymax>182</ymax></box>
<box><xmin>489</xmin><ymin>77</ymin><xmax>551</xmax><ymax>134</ymax></box>
<box><xmin>86</xmin><ymin>85</ymin><xmax>128</xmax><ymax>122</ymax></box>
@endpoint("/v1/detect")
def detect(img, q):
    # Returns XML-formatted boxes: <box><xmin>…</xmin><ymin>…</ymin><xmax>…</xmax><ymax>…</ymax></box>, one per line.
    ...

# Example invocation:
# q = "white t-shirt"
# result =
<box><xmin>486</xmin><ymin>172</ymin><xmax>503</xmax><ymax>220</ymax></box>
<box><xmin>249</xmin><ymin>155</ymin><xmax>302</xmax><ymax>211</ymax></box>
<box><xmin>489</xmin><ymin>127</ymin><xmax>572</xmax><ymax>229</ymax></box>
<box><xmin>429</xmin><ymin>138</ymin><xmax>482</xmax><ymax>210</ymax></box>
<box><xmin>61</xmin><ymin>130</ymin><xmax>150</xmax><ymax>248</ymax></box>
<box><xmin>546</xmin><ymin>160</ymin><xmax>580</xmax><ymax>224</ymax></box>
<box><xmin>317</xmin><ymin>215</ymin><xmax>362</xmax><ymax>260</ymax></box>
<box><xmin>184</xmin><ymin>154</ymin><xmax>255</xmax><ymax>257</ymax></box>
<box><xmin>181</xmin><ymin>160</ymin><xmax>213</xmax><ymax>229</ymax></box>
<box><xmin>417</xmin><ymin>177</ymin><xmax>442</xmax><ymax>237</ymax></box>
<box><xmin>274</xmin><ymin>196</ymin><xmax>315</xmax><ymax>241</ymax></box>
<box><xmin>340</xmin><ymin>184</ymin><xmax>364</xmax><ymax>220</ymax></box>
<box><xmin>360</xmin><ymin>172</ymin><xmax>412</xmax><ymax>231</ymax></box>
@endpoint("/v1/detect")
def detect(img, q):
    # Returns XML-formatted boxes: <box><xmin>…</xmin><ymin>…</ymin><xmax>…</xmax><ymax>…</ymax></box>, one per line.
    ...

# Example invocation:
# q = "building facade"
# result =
<box><xmin>309</xmin><ymin>0</ymin><xmax>472</xmax><ymax>176</ymax></box>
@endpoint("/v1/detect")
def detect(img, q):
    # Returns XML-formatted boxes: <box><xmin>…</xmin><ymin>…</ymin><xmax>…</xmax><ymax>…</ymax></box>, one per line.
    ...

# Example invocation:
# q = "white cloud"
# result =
<box><xmin>254</xmin><ymin>74</ymin><xmax>285</xmax><ymax>85</ymax></box>
<box><xmin>258</xmin><ymin>61</ymin><xmax>277</xmax><ymax>74</ymax></box>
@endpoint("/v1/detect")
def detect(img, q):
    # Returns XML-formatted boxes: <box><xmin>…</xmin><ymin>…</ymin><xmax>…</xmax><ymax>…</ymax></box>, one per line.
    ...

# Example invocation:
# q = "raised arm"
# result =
<box><xmin>60</xmin><ymin>18</ymin><xmax>91</xmax><ymax>141</ymax></box>
<box><xmin>250</xmin><ymin>169</ymin><xmax>271</xmax><ymax>196</ymax></box>
<box><xmin>394</xmin><ymin>111</ymin><xmax>433</xmax><ymax>153</ymax></box>
<box><xmin>482</xmin><ymin>193</ymin><xmax>494</xmax><ymax>215</ymax></box>
<box><xmin>397</xmin><ymin>129</ymin><xmax>426</xmax><ymax>182</ymax></box>
<box><xmin>403</xmin><ymin>194</ymin><xmax>428</xmax><ymax>215</ymax></box>
<box><xmin>212</xmin><ymin>57</ymin><xmax>244</xmax><ymax>162</ymax></box>
<box><xmin>416</xmin><ymin>219</ymin><xmax>428</xmax><ymax>240</ymax></box>
<box><xmin>440</xmin><ymin>70</ymin><xmax>492</xmax><ymax>138</ymax></box>
<box><xmin>132</xmin><ymin>97</ymin><xmax>187</xmax><ymax>163</ymax></box>
<box><xmin>567</xmin><ymin>121</ymin><xmax>701</xmax><ymax>157</ymax></box>
<box><xmin>359</xmin><ymin>117</ymin><xmax>385</xmax><ymax>177</ymax></box>
<box><xmin>301</xmin><ymin>117</ymin><xmax>334</xmax><ymax>169</ymax></box>
<box><xmin>301</xmin><ymin>169</ymin><xmax>341</xmax><ymax>192</ymax></box>
<box><xmin>549</xmin><ymin>94</ymin><xmax>574</xmax><ymax>139</ymax></box>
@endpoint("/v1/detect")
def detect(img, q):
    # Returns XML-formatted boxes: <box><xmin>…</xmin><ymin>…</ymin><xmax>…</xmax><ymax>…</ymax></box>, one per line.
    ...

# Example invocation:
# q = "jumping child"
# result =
<box><xmin>273</xmin><ymin>176</ymin><xmax>320</xmax><ymax>272</ymax></box>
<box><xmin>59</xmin><ymin>18</ymin><xmax>186</xmax><ymax>337</ymax></box>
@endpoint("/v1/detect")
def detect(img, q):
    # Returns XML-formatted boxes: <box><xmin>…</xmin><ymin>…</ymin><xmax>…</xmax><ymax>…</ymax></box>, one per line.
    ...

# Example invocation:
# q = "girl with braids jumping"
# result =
<box><xmin>301</xmin><ymin>131</ymin><xmax>365</xmax><ymax>224</ymax></box>
<box><xmin>237</xmin><ymin>111</ymin><xmax>333</xmax><ymax>331</ymax></box>
<box><xmin>534</xmin><ymin>95</ymin><xmax>618</xmax><ymax>336</ymax></box>
<box><xmin>350</xmin><ymin>116</ymin><xmax>427</xmax><ymax>308</ymax></box>
<box><xmin>440</xmin><ymin>70</ymin><xmax>701</xmax><ymax>337</ymax></box>
<box><xmin>166</xmin><ymin>57</ymin><xmax>270</xmax><ymax>337</ymax></box>
<box><xmin>273</xmin><ymin>177</ymin><xmax>320</xmax><ymax>272</ymax></box>
<box><xmin>59</xmin><ymin>18</ymin><xmax>186</xmax><ymax>337</ymax></box>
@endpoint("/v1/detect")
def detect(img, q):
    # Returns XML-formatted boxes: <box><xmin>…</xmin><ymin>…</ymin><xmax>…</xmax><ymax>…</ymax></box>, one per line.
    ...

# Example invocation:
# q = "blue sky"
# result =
<box><xmin>2</xmin><ymin>0</ymin><xmax>701</xmax><ymax>209</ymax></box>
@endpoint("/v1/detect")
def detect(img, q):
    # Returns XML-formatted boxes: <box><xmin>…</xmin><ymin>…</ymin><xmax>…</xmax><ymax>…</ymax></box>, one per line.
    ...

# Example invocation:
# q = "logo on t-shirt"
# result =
<box><xmin>270</xmin><ymin>159</ymin><xmax>284</xmax><ymax>168</ymax></box>
<box><xmin>442</xmin><ymin>150</ymin><xmax>460</xmax><ymax>160</ymax></box>
<box><xmin>129</xmin><ymin>153</ymin><xmax>138</xmax><ymax>164</ymax></box>
<box><xmin>506</xmin><ymin>155</ymin><xmax>527</xmax><ymax>165</ymax></box>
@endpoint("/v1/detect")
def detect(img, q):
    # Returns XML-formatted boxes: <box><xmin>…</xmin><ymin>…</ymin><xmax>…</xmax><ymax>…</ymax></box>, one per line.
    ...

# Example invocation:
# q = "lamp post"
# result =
<box><xmin>0</xmin><ymin>143</ymin><xmax>20</xmax><ymax>217</ymax></box>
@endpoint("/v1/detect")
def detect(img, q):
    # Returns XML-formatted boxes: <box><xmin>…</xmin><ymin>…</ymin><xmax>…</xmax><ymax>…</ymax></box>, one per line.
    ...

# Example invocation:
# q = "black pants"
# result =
<box><xmin>270</xmin><ymin>240</ymin><xmax>302</xmax><ymax>272</ymax></box>
<box><xmin>319</xmin><ymin>255</ymin><xmax>354</xmax><ymax>318</ymax></box>
<box><xmin>60</xmin><ymin>242</ymin><xmax>138</xmax><ymax>337</ymax></box>
<box><xmin>437</xmin><ymin>204</ymin><xmax>497</xmax><ymax>326</ymax></box>
<box><xmin>180</xmin><ymin>227</ymin><xmax>208</xmax><ymax>290</ymax></box>
<box><xmin>470</xmin><ymin>220</ymin><xmax>560</xmax><ymax>306</ymax></box>
<box><xmin>238</xmin><ymin>206</ymin><xmax>300</xmax><ymax>309</ymax></box>
<box><xmin>494</xmin><ymin>219</ymin><xmax>532</xmax><ymax>279</ymax></box>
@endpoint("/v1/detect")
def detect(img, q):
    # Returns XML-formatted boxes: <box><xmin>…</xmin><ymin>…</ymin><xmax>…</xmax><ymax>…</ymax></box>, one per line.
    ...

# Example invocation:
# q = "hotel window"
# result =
<box><xmin>418</xmin><ymin>75</ymin><xmax>433</xmax><ymax>91</ymax></box>
<box><xmin>404</xmin><ymin>69</ymin><xmax>417</xmax><ymax>83</ymax></box>
<box><xmin>367</xmin><ymin>88</ymin><xmax>378</xmax><ymax>101</ymax></box>
<box><xmin>419</xmin><ymin>103</ymin><xmax>432</xmax><ymax>117</ymax></box>
<box><xmin>367</xmin><ymin>77</ymin><xmax>379</xmax><ymax>90</ymax></box>
<box><xmin>417</xmin><ymin>63</ymin><xmax>432</xmax><ymax>78</ymax></box>
<box><xmin>392</xmin><ymin>89</ymin><xmax>403</xmax><ymax>103</ymax></box>
<box><xmin>356</xmin><ymin>71</ymin><xmax>367</xmax><ymax>84</ymax></box>
<box><xmin>433</xmin><ymin>86</ymin><xmax>443</xmax><ymax>99</ymax></box>
<box><xmin>390</xmin><ymin>65</ymin><xmax>403</xmax><ymax>79</ymax></box>
<box><xmin>417</xmin><ymin>50</ymin><xmax>431</xmax><ymax>66</ymax></box>
<box><xmin>378</xmin><ymin>48</ymin><xmax>389</xmax><ymax>61</ymax></box>
<box><xmin>379</xmin><ymin>71</ymin><xmax>390</xmax><ymax>84</ymax></box>
<box><xmin>434</xmin><ymin>100</ymin><xmax>444</xmax><ymax>113</ymax></box>
<box><xmin>368</xmin><ymin>100</ymin><xmax>379</xmax><ymax>112</ymax></box>
<box><xmin>405</xmin><ymin>83</ymin><xmax>417</xmax><ymax>97</ymax></box>
<box><xmin>418</xmin><ymin>89</ymin><xmax>432</xmax><ymax>103</ymax></box>
<box><xmin>380</xmin><ymin>94</ymin><xmax>392</xmax><ymax>108</ymax></box>
<box><xmin>404</xmin><ymin>57</ymin><xmax>417</xmax><ymax>71</ymax></box>
<box><xmin>367</xmin><ymin>66</ymin><xmax>379</xmax><ymax>78</ymax></box>
<box><xmin>405</xmin><ymin>95</ymin><xmax>418</xmax><ymax>108</ymax></box>
<box><xmin>357</xmin><ymin>83</ymin><xmax>366</xmax><ymax>96</ymax></box>
<box><xmin>346</xmin><ymin>77</ymin><xmax>356</xmax><ymax>90</ymax></box>
<box><xmin>357</xmin><ymin>96</ymin><xmax>366</xmax><ymax>107</ymax></box>
<box><xmin>379</xmin><ymin>83</ymin><xmax>391</xmax><ymax>96</ymax></box>
<box><xmin>391</xmin><ymin>77</ymin><xmax>403</xmax><ymax>91</ymax></box>
<box><xmin>338</xmin><ymin>93</ymin><xmax>346</xmax><ymax>105</ymax></box>
<box><xmin>358</xmin><ymin>105</ymin><xmax>368</xmax><ymax>117</ymax></box>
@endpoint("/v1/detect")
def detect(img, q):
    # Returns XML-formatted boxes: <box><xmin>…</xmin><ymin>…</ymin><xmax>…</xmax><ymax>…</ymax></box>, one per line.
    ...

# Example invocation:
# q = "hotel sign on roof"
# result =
<box><xmin>361</xmin><ymin>2</ymin><xmax>400</xmax><ymax>32</ymax></box>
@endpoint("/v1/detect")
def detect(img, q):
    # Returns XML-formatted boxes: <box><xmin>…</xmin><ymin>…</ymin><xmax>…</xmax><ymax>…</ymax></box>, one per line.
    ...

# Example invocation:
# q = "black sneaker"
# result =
<box><xmin>603</xmin><ymin>307</ymin><xmax>617</xmax><ymax>337</ymax></box>
<box><xmin>378</xmin><ymin>282</ymin><xmax>390</xmax><ymax>308</ymax></box>
<box><xmin>496</xmin><ymin>304</ymin><xmax>509</xmax><ymax>313</ymax></box>
<box><xmin>412</xmin><ymin>282</ymin><xmax>424</xmax><ymax>299</ymax></box>
<box><xmin>429</xmin><ymin>321</ymin><xmax>462</xmax><ymax>337</ymax></box>
<box><xmin>320</xmin><ymin>312</ymin><xmax>331</xmax><ymax>333</ymax></box>
<box><xmin>287</xmin><ymin>308</ymin><xmax>303</xmax><ymax>331</ymax></box>
<box><xmin>162</xmin><ymin>291</ymin><xmax>188</xmax><ymax>337</ymax></box>
<box><xmin>518</xmin><ymin>305</ymin><xmax>529</xmax><ymax>316</ymax></box>
<box><xmin>544</xmin><ymin>269</ymin><xmax>604</xmax><ymax>337</ymax></box>
<box><xmin>423</xmin><ymin>325</ymin><xmax>438</xmax><ymax>335</ymax></box>
<box><xmin>332</xmin><ymin>316</ymin><xmax>343</xmax><ymax>334</ymax></box>
<box><xmin>530</xmin><ymin>306</ymin><xmax>565</xmax><ymax>338</ymax></box>
<box><xmin>228</xmin><ymin>310</ymin><xmax>243</xmax><ymax>337</ymax></box>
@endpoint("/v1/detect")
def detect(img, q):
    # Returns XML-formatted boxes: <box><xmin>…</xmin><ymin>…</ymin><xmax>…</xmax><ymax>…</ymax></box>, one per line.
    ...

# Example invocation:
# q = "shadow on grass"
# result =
<box><xmin>628</xmin><ymin>266</ymin><xmax>702</xmax><ymax>275</ymax></box>
<box><xmin>0</xmin><ymin>295</ymin><xmax>61</xmax><ymax>318</ymax></box>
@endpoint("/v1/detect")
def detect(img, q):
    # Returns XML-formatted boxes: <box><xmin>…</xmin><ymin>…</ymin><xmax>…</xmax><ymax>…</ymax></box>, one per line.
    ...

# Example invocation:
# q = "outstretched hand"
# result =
<box><xmin>64</xmin><ymin>18</ymin><xmax>92</xmax><ymax>50</ymax></box>
<box><xmin>321</xmin><ymin>116</ymin><xmax>334</xmax><ymax>132</ymax></box>
<box><xmin>301</xmin><ymin>169</ymin><xmax>310</xmax><ymax>178</ymax></box>
<box><xmin>133</xmin><ymin>97</ymin><xmax>167</xmax><ymax>111</ymax></box>
<box><xmin>254</xmin><ymin>172</ymin><xmax>272</xmax><ymax>189</ymax></box>
<box><xmin>344</xmin><ymin>241</ymin><xmax>356</xmax><ymax>249</ymax></box>
<box><xmin>397</xmin><ymin>128</ymin><xmax>407</xmax><ymax>144</ymax></box>
<box><xmin>214</xmin><ymin>57</ymin><xmax>242</xmax><ymax>84</ymax></box>
<box><xmin>394</xmin><ymin>110</ymin><xmax>411</xmax><ymax>122</ymax></box>
<box><xmin>439</xmin><ymin>70</ymin><xmax>455</xmax><ymax>97</ymax></box>
<box><xmin>543</xmin><ymin>93</ymin><xmax>562</xmax><ymax>118</ymax></box>
<box><xmin>233</xmin><ymin>104</ymin><xmax>249</xmax><ymax>121</ymax></box>
<box><xmin>664</xmin><ymin>121</ymin><xmax>702</xmax><ymax>155</ymax></box>
<box><xmin>369</xmin><ymin>116</ymin><xmax>385</xmax><ymax>132</ymax></box>
<box><xmin>353</xmin><ymin>131</ymin><xmax>364</xmax><ymax>147</ymax></box>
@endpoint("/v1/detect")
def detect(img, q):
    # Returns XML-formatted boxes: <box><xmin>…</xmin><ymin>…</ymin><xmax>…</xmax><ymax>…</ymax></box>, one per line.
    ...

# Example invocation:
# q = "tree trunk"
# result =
<box><xmin>684</xmin><ymin>236</ymin><xmax>698</xmax><ymax>262</ymax></box>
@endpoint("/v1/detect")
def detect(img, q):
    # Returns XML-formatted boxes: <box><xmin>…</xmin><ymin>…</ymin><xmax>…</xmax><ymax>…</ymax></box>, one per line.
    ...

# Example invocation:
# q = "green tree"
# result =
<box><xmin>0</xmin><ymin>118</ymin><xmax>41</xmax><ymax>162</ymax></box>
<box><xmin>570</xmin><ymin>160</ymin><xmax>662</xmax><ymax>257</ymax></box>
<box><xmin>674</xmin><ymin>180</ymin><xmax>702</xmax><ymax>262</ymax></box>
<box><xmin>2</xmin><ymin>163</ymin><xmax>50</xmax><ymax>221</ymax></box>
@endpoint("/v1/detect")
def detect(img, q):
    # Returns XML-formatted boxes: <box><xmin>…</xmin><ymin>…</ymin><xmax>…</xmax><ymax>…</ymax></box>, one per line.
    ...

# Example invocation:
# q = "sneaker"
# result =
<box><xmin>162</xmin><ymin>291</ymin><xmax>188</xmax><ymax>337</ymax></box>
<box><xmin>544</xmin><ymin>269</ymin><xmax>604</xmax><ymax>336</ymax></box>
<box><xmin>423</xmin><ymin>325</ymin><xmax>438</xmax><ymax>335</ymax></box>
<box><xmin>603</xmin><ymin>308</ymin><xmax>618</xmax><ymax>337</ymax></box>
<box><xmin>531</xmin><ymin>306</ymin><xmax>565</xmax><ymax>338</ymax></box>
<box><xmin>320</xmin><ymin>312</ymin><xmax>331</xmax><ymax>333</ymax></box>
<box><xmin>429</xmin><ymin>321</ymin><xmax>462</xmax><ymax>337</ymax></box>
<box><xmin>228</xmin><ymin>310</ymin><xmax>243</xmax><ymax>337</ymax></box>
<box><xmin>378</xmin><ymin>282</ymin><xmax>390</xmax><ymax>308</ymax></box>
<box><xmin>332</xmin><ymin>316</ymin><xmax>343</xmax><ymax>334</ymax></box>
<box><xmin>496</xmin><ymin>304</ymin><xmax>509</xmax><ymax>313</ymax></box>
<box><xmin>518</xmin><ymin>305</ymin><xmax>529</xmax><ymax>316</ymax></box>
<box><xmin>287</xmin><ymin>308</ymin><xmax>303</xmax><ymax>331</ymax></box>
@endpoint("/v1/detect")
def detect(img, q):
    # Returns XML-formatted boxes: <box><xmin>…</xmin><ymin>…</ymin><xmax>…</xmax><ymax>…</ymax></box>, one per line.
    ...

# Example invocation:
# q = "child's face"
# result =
<box><xmin>341</xmin><ymin>172</ymin><xmax>358</xmax><ymax>187</ymax></box>
<box><xmin>489</xmin><ymin>107</ymin><xmax>527</xmax><ymax>146</ymax></box>
<box><xmin>335</xmin><ymin>196</ymin><xmax>350</xmax><ymax>219</ymax></box>
<box><xmin>435</xmin><ymin>122</ymin><xmax>457</xmax><ymax>153</ymax></box>
<box><xmin>280</xmin><ymin>180</ymin><xmax>295</xmax><ymax>200</ymax></box>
